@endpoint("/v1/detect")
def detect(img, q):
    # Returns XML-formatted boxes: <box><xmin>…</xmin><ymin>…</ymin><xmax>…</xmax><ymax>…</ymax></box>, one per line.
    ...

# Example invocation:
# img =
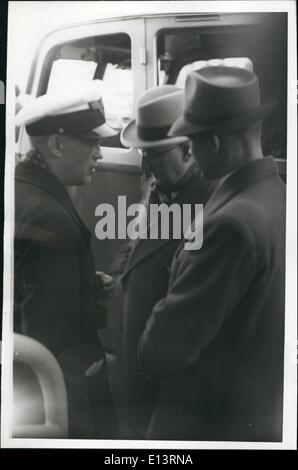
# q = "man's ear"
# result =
<box><xmin>182</xmin><ymin>142</ymin><xmax>193</xmax><ymax>162</ymax></box>
<box><xmin>48</xmin><ymin>134</ymin><xmax>63</xmax><ymax>158</ymax></box>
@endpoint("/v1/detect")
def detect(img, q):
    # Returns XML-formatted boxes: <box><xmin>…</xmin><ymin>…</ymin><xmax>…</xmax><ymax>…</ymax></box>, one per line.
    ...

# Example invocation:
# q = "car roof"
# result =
<box><xmin>46</xmin><ymin>11</ymin><xmax>223</xmax><ymax>33</ymax></box>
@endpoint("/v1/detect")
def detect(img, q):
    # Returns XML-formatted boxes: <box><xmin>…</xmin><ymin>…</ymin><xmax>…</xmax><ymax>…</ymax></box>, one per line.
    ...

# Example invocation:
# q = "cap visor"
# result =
<box><xmin>81</xmin><ymin>123</ymin><xmax>118</xmax><ymax>139</ymax></box>
<box><xmin>121</xmin><ymin>119</ymin><xmax>188</xmax><ymax>149</ymax></box>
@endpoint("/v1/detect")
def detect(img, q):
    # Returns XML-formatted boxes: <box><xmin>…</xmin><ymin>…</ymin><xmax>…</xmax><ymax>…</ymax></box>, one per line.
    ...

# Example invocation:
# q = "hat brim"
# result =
<box><xmin>80</xmin><ymin>122</ymin><xmax>118</xmax><ymax>140</ymax></box>
<box><xmin>121</xmin><ymin>119</ymin><xmax>188</xmax><ymax>149</ymax></box>
<box><xmin>169</xmin><ymin>96</ymin><xmax>278</xmax><ymax>137</ymax></box>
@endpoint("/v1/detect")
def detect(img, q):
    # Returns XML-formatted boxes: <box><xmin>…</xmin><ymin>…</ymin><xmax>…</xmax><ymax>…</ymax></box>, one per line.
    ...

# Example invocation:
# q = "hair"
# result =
<box><xmin>29</xmin><ymin>134</ymin><xmax>58</xmax><ymax>163</ymax></box>
<box><xmin>218</xmin><ymin>121</ymin><xmax>262</xmax><ymax>143</ymax></box>
<box><xmin>29</xmin><ymin>135</ymin><xmax>51</xmax><ymax>151</ymax></box>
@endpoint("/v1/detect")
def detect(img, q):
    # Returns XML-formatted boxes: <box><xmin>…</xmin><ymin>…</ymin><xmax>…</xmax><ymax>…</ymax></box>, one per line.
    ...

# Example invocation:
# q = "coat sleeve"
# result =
<box><xmin>14</xmin><ymin>210</ymin><xmax>82</xmax><ymax>357</ymax></box>
<box><xmin>138</xmin><ymin>215</ymin><xmax>257</xmax><ymax>374</ymax></box>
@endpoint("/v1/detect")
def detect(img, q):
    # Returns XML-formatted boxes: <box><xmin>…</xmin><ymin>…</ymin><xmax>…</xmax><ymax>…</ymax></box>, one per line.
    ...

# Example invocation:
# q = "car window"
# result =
<box><xmin>45</xmin><ymin>33</ymin><xmax>133</xmax><ymax>148</ymax></box>
<box><xmin>156</xmin><ymin>18</ymin><xmax>287</xmax><ymax>162</ymax></box>
<box><xmin>47</xmin><ymin>59</ymin><xmax>98</xmax><ymax>91</ymax></box>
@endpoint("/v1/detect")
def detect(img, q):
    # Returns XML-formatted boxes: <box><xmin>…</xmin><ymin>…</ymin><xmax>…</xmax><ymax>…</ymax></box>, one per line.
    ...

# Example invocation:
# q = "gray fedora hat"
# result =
<box><xmin>169</xmin><ymin>66</ymin><xmax>277</xmax><ymax>137</ymax></box>
<box><xmin>121</xmin><ymin>85</ymin><xmax>188</xmax><ymax>149</ymax></box>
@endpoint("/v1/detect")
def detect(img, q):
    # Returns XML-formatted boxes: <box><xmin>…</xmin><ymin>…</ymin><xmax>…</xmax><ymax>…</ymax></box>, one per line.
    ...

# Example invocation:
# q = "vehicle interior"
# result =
<box><xmin>156</xmin><ymin>21</ymin><xmax>287</xmax><ymax>167</ymax></box>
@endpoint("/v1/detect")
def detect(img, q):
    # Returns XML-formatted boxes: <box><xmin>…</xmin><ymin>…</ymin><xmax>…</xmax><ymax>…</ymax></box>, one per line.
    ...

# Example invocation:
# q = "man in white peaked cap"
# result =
<box><xmin>14</xmin><ymin>81</ymin><xmax>118</xmax><ymax>438</ymax></box>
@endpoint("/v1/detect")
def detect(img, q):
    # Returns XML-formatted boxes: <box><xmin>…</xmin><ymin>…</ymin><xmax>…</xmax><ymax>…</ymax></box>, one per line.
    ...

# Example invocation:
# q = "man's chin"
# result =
<box><xmin>80</xmin><ymin>174</ymin><xmax>93</xmax><ymax>185</ymax></box>
<box><xmin>85</xmin><ymin>175</ymin><xmax>93</xmax><ymax>184</ymax></box>
<box><xmin>155</xmin><ymin>180</ymin><xmax>171</xmax><ymax>191</ymax></box>
<box><xmin>201</xmin><ymin>166</ymin><xmax>222</xmax><ymax>181</ymax></box>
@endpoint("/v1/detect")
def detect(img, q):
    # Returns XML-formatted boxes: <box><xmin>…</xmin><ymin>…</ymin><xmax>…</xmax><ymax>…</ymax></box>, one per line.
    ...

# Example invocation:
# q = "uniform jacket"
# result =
<box><xmin>139</xmin><ymin>157</ymin><xmax>286</xmax><ymax>442</ymax></box>
<box><xmin>111</xmin><ymin>170</ymin><xmax>216</xmax><ymax>438</ymax></box>
<box><xmin>14</xmin><ymin>160</ymin><xmax>117</xmax><ymax>438</ymax></box>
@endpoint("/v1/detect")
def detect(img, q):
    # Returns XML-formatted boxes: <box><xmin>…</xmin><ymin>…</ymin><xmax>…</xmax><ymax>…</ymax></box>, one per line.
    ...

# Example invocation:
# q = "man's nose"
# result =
<box><xmin>93</xmin><ymin>146</ymin><xmax>103</xmax><ymax>162</ymax></box>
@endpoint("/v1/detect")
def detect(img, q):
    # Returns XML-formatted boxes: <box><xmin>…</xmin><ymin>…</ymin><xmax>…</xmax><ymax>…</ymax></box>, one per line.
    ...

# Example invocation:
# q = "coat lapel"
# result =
<box><xmin>177</xmin><ymin>157</ymin><xmax>280</xmax><ymax>256</ymax></box>
<box><xmin>122</xmin><ymin>233</ymin><xmax>176</xmax><ymax>282</ymax></box>
<box><xmin>15</xmin><ymin>162</ymin><xmax>92</xmax><ymax>244</ymax></box>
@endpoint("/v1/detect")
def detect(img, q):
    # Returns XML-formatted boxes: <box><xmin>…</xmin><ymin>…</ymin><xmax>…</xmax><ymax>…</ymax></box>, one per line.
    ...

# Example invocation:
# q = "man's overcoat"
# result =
<box><xmin>139</xmin><ymin>157</ymin><xmax>286</xmax><ymax>442</ymax></box>
<box><xmin>14</xmin><ymin>160</ymin><xmax>117</xmax><ymax>438</ymax></box>
<box><xmin>112</xmin><ymin>171</ymin><xmax>215</xmax><ymax>438</ymax></box>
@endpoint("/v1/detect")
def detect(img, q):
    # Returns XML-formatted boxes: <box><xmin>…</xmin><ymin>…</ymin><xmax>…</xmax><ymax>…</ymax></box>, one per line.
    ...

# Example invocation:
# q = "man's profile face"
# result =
<box><xmin>191</xmin><ymin>132</ymin><xmax>219</xmax><ymax>180</ymax></box>
<box><xmin>59</xmin><ymin>134</ymin><xmax>102</xmax><ymax>186</ymax></box>
<box><xmin>140</xmin><ymin>145</ymin><xmax>189</xmax><ymax>190</ymax></box>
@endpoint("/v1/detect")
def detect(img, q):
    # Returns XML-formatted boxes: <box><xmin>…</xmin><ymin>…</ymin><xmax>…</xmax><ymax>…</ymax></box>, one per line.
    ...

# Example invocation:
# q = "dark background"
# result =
<box><xmin>0</xmin><ymin>0</ymin><xmax>8</xmax><ymax>339</ymax></box>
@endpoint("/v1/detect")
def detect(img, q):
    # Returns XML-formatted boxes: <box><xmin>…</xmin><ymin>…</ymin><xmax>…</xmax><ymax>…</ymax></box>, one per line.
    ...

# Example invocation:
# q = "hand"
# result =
<box><xmin>95</xmin><ymin>271</ymin><xmax>115</xmax><ymax>302</ymax></box>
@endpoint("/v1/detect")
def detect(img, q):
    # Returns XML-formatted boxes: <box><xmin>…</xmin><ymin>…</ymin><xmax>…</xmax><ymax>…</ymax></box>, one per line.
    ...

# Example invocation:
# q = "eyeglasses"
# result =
<box><xmin>137</xmin><ymin>145</ymin><xmax>179</xmax><ymax>161</ymax></box>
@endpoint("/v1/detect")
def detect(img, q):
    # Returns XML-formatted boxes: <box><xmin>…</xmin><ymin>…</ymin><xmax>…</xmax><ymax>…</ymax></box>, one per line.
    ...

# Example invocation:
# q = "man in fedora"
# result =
<box><xmin>14</xmin><ymin>81</ymin><xmax>118</xmax><ymax>438</ymax></box>
<box><xmin>110</xmin><ymin>85</ymin><xmax>216</xmax><ymax>439</ymax></box>
<box><xmin>138</xmin><ymin>66</ymin><xmax>286</xmax><ymax>441</ymax></box>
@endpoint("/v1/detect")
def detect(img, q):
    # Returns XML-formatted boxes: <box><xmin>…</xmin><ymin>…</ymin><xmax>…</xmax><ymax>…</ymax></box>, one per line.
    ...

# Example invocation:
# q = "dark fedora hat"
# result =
<box><xmin>169</xmin><ymin>66</ymin><xmax>278</xmax><ymax>136</ymax></box>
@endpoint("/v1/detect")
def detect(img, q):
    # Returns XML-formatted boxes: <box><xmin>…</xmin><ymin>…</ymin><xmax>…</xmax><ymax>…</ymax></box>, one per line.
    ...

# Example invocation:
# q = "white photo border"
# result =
<box><xmin>1</xmin><ymin>0</ymin><xmax>297</xmax><ymax>449</ymax></box>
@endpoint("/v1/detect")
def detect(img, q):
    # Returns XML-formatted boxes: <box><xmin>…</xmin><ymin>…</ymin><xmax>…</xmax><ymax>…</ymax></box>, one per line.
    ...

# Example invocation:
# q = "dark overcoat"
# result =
<box><xmin>139</xmin><ymin>157</ymin><xmax>286</xmax><ymax>442</ymax></box>
<box><xmin>14</xmin><ymin>161</ymin><xmax>117</xmax><ymax>438</ymax></box>
<box><xmin>112</xmin><ymin>171</ymin><xmax>216</xmax><ymax>438</ymax></box>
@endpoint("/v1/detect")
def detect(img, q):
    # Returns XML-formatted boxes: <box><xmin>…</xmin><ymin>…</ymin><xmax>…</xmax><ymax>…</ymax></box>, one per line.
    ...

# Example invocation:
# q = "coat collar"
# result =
<box><xmin>15</xmin><ymin>161</ymin><xmax>92</xmax><ymax>243</ymax></box>
<box><xmin>176</xmin><ymin>156</ymin><xmax>280</xmax><ymax>254</ymax></box>
<box><xmin>202</xmin><ymin>156</ymin><xmax>279</xmax><ymax>219</ymax></box>
<box><xmin>121</xmin><ymin>171</ymin><xmax>217</xmax><ymax>281</ymax></box>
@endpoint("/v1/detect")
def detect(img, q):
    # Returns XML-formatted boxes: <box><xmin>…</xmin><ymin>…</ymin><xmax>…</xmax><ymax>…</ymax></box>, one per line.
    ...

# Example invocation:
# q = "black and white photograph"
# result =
<box><xmin>1</xmin><ymin>1</ymin><xmax>297</xmax><ymax>450</ymax></box>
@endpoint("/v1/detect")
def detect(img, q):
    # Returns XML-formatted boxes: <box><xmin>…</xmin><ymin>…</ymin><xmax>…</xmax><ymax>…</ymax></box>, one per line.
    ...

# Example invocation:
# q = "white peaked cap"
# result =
<box><xmin>15</xmin><ymin>80</ymin><xmax>104</xmax><ymax>127</ymax></box>
<box><xmin>15</xmin><ymin>80</ymin><xmax>117</xmax><ymax>139</ymax></box>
